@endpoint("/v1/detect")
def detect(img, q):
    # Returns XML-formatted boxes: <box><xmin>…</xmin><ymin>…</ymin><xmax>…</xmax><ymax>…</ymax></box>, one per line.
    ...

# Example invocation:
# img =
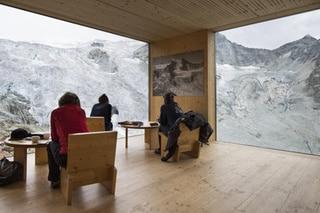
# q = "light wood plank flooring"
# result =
<box><xmin>1</xmin><ymin>135</ymin><xmax>320</xmax><ymax>213</ymax></box>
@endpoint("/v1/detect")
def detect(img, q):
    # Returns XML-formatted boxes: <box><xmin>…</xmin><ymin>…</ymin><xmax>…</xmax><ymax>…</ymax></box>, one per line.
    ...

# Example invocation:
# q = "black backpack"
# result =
<box><xmin>10</xmin><ymin>128</ymin><xmax>44</xmax><ymax>140</ymax></box>
<box><xmin>0</xmin><ymin>157</ymin><xmax>23</xmax><ymax>186</ymax></box>
<box><xmin>10</xmin><ymin>128</ymin><xmax>31</xmax><ymax>140</ymax></box>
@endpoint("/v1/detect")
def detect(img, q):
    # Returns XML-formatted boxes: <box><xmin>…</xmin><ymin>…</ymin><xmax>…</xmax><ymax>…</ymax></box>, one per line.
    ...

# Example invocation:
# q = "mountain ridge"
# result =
<box><xmin>216</xmin><ymin>33</ymin><xmax>320</xmax><ymax>67</ymax></box>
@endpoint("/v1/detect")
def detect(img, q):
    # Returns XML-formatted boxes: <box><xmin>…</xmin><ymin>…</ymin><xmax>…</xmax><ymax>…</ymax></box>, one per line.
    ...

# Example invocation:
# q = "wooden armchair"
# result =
<box><xmin>86</xmin><ymin>117</ymin><xmax>105</xmax><ymax>131</ymax></box>
<box><xmin>159</xmin><ymin>123</ymin><xmax>200</xmax><ymax>162</ymax></box>
<box><xmin>60</xmin><ymin>131</ymin><xmax>117</xmax><ymax>205</ymax></box>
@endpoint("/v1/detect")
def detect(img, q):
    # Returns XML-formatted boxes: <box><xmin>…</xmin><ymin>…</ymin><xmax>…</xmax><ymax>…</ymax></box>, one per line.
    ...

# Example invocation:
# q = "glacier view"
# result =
<box><xmin>216</xmin><ymin>33</ymin><xmax>320</xmax><ymax>155</ymax></box>
<box><xmin>1</xmin><ymin>33</ymin><xmax>320</xmax><ymax>156</ymax></box>
<box><xmin>0</xmin><ymin>39</ymin><xmax>148</xmax><ymax>139</ymax></box>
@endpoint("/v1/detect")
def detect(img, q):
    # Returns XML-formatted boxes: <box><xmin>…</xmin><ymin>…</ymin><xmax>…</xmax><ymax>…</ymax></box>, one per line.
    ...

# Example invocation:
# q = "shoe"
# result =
<box><xmin>161</xmin><ymin>153</ymin><xmax>172</xmax><ymax>162</ymax></box>
<box><xmin>154</xmin><ymin>148</ymin><xmax>161</xmax><ymax>155</ymax></box>
<box><xmin>161</xmin><ymin>156</ymin><xmax>169</xmax><ymax>162</ymax></box>
<box><xmin>51</xmin><ymin>181</ymin><xmax>60</xmax><ymax>189</ymax></box>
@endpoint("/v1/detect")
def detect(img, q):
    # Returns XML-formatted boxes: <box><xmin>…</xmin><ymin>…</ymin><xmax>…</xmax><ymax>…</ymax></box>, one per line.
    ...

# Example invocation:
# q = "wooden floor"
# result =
<box><xmin>1</xmin><ymin>135</ymin><xmax>320</xmax><ymax>213</ymax></box>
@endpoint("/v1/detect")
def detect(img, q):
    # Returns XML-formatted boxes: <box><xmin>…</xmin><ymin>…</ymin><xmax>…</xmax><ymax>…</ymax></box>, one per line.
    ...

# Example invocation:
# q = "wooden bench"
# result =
<box><xmin>159</xmin><ymin>123</ymin><xmax>200</xmax><ymax>162</ymax></box>
<box><xmin>86</xmin><ymin>117</ymin><xmax>105</xmax><ymax>131</ymax></box>
<box><xmin>60</xmin><ymin>131</ymin><xmax>117</xmax><ymax>205</ymax></box>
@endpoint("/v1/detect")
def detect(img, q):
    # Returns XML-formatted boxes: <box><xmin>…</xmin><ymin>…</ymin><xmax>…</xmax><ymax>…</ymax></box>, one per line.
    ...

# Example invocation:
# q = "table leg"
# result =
<box><xmin>144</xmin><ymin>129</ymin><xmax>151</xmax><ymax>150</ymax></box>
<box><xmin>35</xmin><ymin>147</ymin><xmax>48</xmax><ymax>165</ymax></box>
<box><xmin>125</xmin><ymin>128</ymin><xmax>128</xmax><ymax>149</ymax></box>
<box><xmin>145</xmin><ymin>128</ymin><xmax>159</xmax><ymax>150</ymax></box>
<box><xmin>13</xmin><ymin>147</ymin><xmax>27</xmax><ymax>181</ymax></box>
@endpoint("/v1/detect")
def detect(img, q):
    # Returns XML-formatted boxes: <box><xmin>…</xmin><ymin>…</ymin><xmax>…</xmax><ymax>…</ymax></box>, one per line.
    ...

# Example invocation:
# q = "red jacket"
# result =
<box><xmin>50</xmin><ymin>104</ymin><xmax>88</xmax><ymax>154</ymax></box>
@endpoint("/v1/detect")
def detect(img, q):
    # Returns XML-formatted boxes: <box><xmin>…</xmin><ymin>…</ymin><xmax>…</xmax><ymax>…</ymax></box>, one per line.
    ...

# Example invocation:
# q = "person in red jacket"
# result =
<box><xmin>47</xmin><ymin>92</ymin><xmax>88</xmax><ymax>188</ymax></box>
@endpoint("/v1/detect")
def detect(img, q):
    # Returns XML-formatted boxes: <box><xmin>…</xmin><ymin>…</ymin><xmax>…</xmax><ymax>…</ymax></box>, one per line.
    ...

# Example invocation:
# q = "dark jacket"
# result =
<box><xmin>159</xmin><ymin>102</ymin><xmax>183</xmax><ymax>135</ymax></box>
<box><xmin>90</xmin><ymin>103</ymin><xmax>113</xmax><ymax>131</ymax></box>
<box><xmin>165</xmin><ymin>111</ymin><xmax>213</xmax><ymax>151</ymax></box>
<box><xmin>181</xmin><ymin>111</ymin><xmax>213</xmax><ymax>144</ymax></box>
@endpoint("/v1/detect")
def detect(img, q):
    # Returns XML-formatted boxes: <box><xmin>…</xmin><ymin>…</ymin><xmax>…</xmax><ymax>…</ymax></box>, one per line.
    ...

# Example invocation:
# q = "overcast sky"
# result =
<box><xmin>221</xmin><ymin>9</ymin><xmax>320</xmax><ymax>50</ymax></box>
<box><xmin>0</xmin><ymin>4</ymin><xmax>319</xmax><ymax>49</ymax></box>
<box><xmin>0</xmin><ymin>4</ymin><xmax>137</xmax><ymax>47</ymax></box>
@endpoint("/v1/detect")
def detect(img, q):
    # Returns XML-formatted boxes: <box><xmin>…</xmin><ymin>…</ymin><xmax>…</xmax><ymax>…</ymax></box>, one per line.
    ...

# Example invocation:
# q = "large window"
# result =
<box><xmin>0</xmin><ymin>5</ymin><xmax>148</xmax><ymax>139</ymax></box>
<box><xmin>216</xmin><ymin>9</ymin><xmax>320</xmax><ymax>155</ymax></box>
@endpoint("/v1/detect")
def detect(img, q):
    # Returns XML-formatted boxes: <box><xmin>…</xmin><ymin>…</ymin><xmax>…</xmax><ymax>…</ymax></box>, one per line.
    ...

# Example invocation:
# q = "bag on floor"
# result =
<box><xmin>0</xmin><ymin>157</ymin><xmax>23</xmax><ymax>186</ymax></box>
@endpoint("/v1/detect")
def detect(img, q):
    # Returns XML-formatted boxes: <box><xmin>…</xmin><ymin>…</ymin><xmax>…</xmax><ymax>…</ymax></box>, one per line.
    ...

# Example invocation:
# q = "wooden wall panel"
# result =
<box><xmin>207</xmin><ymin>32</ymin><xmax>216</xmax><ymax>141</ymax></box>
<box><xmin>149</xmin><ymin>30</ymin><xmax>216</xmax><ymax>141</ymax></box>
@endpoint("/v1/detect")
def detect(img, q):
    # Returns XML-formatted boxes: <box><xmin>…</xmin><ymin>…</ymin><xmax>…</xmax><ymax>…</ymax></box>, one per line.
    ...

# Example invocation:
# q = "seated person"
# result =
<box><xmin>47</xmin><ymin>92</ymin><xmax>88</xmax><ymax>188</ymax></box>
<box><xmin>90</xmin><ymin>94</ymin><xmax>113</xmax><ymax>131</ymax></box>
<box><xmin>157</xmin><ymin>92</ymin><xmax>183</xmax><ymax>162</ymax></box>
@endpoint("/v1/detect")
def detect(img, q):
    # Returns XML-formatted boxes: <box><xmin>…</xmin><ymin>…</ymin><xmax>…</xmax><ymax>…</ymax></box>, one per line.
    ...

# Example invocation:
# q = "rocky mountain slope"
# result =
<box><xmin>0</xmin><ymin>39</ymin><xmax>148</xmax><ymax>138</ymax></box>
<box><xmin>216</xmin><ymin>33</ymin><xmax>320</xmax><ymax>155</ymax></box>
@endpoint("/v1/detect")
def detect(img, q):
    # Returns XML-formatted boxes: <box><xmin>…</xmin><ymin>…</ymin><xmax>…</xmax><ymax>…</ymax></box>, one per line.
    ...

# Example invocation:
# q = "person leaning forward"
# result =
<box><xmin>47</xmin><ymin>92</ymin><xmax>88</xmax><ymax>189</ymax></box>
<box><xmin>156</xmin><ymin>92</ymin><xmax>183</xmax><ymax>162</ymax></box>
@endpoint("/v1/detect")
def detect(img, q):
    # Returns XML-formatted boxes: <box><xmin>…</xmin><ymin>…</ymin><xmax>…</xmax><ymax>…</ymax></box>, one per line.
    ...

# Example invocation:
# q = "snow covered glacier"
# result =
<box><xmin>1</xmin><ymin>32</ymin><xmax>320</xmax><ymax>155</ymax></box>
<box><xmin>0</xmin><ymin>39</ymin><xmax>148</xmax><ymax>138</ymax></box>
<box><xmin>216</xmin><ymin>33</ymin><xmax>320</xmax><ymax>155</ymax></box>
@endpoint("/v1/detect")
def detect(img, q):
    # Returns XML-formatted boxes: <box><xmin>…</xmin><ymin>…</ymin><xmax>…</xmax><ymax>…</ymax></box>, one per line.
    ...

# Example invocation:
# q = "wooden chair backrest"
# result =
<box><xmin>86</xmin><ymin>117</ymin><xmax>105</xmax><ymax>132</ymax></box>
<box><xmin>178</xmin><ymin>123</ymin><xmax>200</xmax><ymax>145</ymax></box>
<box><xmin>67</xmin><ymin>131</ymin><xmax>117</xmax><ymax>173</ymax></box>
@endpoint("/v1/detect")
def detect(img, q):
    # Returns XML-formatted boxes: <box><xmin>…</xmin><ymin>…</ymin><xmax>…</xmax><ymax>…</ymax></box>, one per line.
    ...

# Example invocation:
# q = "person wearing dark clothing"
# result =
<box><xmin>159</xmin><ymin>100</ymin><xmax>183</xmax><ymax>134</ymax></box>
<box><xmin>157</xmin><ymin>93</ymin><xmax>214</xmax><ymax>162</ymax></box>
<box><xmin>90</xmin><ymin>94</ymin><xmax>113</xmax><ymax>131</ymax></box>
<box><xmin>47</xmin><ymin>92</ymin><xmax>88</xmax><ymax>188</ymax></box>
<box><xmin>157</xmin><ymin>92</ymin><xmax>183</xmax><ymax>162</ymax></box>
<box><xmin>47</xmin><ymin>141</ymin><xmax>67</xmax><ymax>186</ymax></box>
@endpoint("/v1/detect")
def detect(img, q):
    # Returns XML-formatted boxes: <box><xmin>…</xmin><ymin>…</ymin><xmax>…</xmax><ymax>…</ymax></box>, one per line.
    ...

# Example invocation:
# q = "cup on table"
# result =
<box><xmin>31</xmin><ymin>136</ymin><xmax>40</xmax><ymax>144</ymax></box>
<box><xmin>43</xmin><ymin>133</ymin><xmax>50</xmax><ymax>140</ymax></box>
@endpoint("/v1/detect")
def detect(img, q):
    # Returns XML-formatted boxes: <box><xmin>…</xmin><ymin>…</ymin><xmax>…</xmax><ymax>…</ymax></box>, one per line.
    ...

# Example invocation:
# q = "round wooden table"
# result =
<box><xmin>4</xmin><ymin>137</ymin><xmax>50</xmax><ymax>181</ymax></box>
<box><xmin>119</xmin><ymin>122</ymin><xmax>159</xmax><ymax>149</ymax></box>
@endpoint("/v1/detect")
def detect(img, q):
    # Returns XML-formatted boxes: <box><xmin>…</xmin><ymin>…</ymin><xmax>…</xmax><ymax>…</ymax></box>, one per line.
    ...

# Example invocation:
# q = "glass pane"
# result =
<box><xmin>0</xmin><ymin>5</ymin><xmax>148</xmax><ymax>139</ymax></box>
<box><xmin>216</xmin><ymin>9</ymin><xmax>320</xmax><ymax>155</ymax></box>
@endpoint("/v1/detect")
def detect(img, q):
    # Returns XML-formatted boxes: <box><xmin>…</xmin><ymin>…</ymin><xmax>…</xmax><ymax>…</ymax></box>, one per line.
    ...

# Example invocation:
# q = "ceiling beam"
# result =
<box><xmin>0</xmin><ymin>0</ymin><xmax>320</xmax><ymax>42</ymax></box>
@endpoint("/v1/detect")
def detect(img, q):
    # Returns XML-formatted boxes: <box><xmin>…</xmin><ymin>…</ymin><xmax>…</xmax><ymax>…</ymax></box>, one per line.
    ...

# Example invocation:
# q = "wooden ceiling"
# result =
<box><xmin>1</xmin><ymin>0</ymin><xmax>320</xmax><ymax>42</ymax></box>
